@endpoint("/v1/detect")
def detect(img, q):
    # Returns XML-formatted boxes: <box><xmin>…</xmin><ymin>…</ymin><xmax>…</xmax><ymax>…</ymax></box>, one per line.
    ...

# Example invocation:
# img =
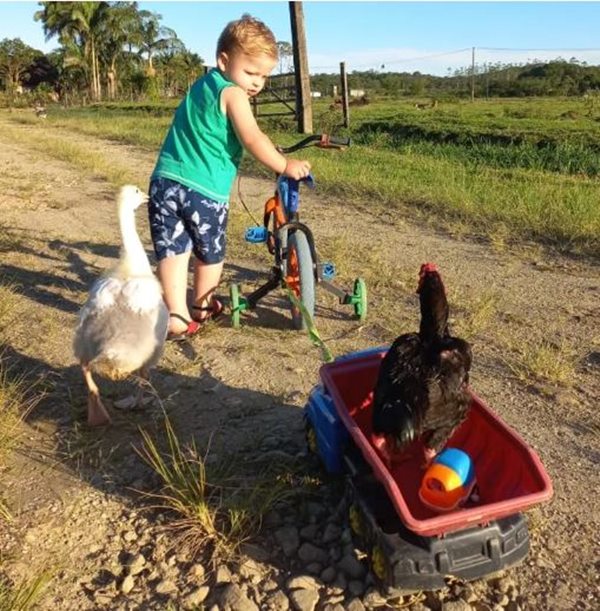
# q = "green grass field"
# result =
<box><xmin>8</xmin><ymin>95</ymin><xmax>600</xmax><ymax>256</ymax></box>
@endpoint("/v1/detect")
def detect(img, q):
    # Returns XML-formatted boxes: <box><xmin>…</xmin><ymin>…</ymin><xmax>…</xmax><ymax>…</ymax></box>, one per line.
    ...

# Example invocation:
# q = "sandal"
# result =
<box><xmin>191</xmin><ymin>298</ymin><xmax>224</xmax><ymax>324</ymax></box>
<box><xmin>167</xmin><ymin>313</ymin><xmax>202</xmax><ymax>342</ymax></box>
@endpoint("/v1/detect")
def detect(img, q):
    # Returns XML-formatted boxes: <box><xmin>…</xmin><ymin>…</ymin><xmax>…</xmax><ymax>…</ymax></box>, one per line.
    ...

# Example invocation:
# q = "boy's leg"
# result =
<box><xmin>192</xmin><ymin>259</ymin><xmax>224</xmax><ymax>318</ymax></box>
<box><xmin>157</xmin><ymin>251</ymin><xmax>192</xmax><ymax>334</ymax></box>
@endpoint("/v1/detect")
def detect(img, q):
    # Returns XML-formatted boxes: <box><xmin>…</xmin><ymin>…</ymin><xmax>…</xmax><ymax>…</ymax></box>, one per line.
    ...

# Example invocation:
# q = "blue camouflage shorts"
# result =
<box><xmin>148</xmin><ymin>177</ymin><xmax>229</xmax><ymax>264</ymax></box>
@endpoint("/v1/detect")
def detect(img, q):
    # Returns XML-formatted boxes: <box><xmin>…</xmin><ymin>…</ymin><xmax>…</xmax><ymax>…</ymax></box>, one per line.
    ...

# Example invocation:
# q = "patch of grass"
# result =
<box><xmin>0</xmin><ymin>361</ymin><xmax>43</xmax><ymax>463</ymax></box>
<box><xmin>503</xmin><ymin>335</ymin><xmax>578</xmax><ymax>386</ymax></box>
<box><xmin>0</xmin><ymin>284</ymin><xmax>42</xmax><ymax>464</ymax></box>
<box><xmin>0</xmin><ymin>122</ymin><xmax>141</xmax><ymax>188</ymax></box>
<box><xmin>0</xmin><ymin>573</ymin><xmax>50</xmax><ymax>611</ymax></box>
<box><xmin>136</xmin><ymin>416</ymin><xmax>294</xmax><ymax>562</ymax></box>
<box><xmin>0</xmin><ymin>497</ymin><xmax>11</xmax><ymax>522</ymax></box>
<box><xmin>452</xmin><ymin>289</ymin><xmax>499</xmax><ymax>340</ymax></box>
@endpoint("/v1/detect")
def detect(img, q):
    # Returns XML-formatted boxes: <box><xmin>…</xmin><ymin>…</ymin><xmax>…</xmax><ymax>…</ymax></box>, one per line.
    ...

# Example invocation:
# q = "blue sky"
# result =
<box><xmin>1</xmin><ymin>1</ymin><xmax>600</xmax><ymax>76</ymax></box>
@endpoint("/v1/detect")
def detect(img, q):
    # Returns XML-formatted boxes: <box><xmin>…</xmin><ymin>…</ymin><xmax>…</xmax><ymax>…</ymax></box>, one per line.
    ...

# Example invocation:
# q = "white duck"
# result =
<box><xmin>73</xmin><ymin>185</ymin><xmax>169</xmax><ymax>426</ymax></box>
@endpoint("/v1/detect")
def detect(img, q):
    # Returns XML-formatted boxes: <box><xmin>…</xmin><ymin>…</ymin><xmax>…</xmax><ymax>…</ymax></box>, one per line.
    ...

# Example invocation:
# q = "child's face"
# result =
<box><xmin>217</xmin><ymin>50</ymin><xmax>277</xmax><ymax>97</ymax></box>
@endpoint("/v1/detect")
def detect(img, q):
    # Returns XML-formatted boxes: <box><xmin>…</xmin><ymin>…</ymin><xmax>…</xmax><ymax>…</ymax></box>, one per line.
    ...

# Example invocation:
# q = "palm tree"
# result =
<box><xmin>99</xmin><ymin>2</ymin><xmax>142</xmax><ymax>99</ymax></box>
<box><xmin>35</xmin><ymin>1</ymin><xmax>109</xmax><ymax>101</ymax></box>
<box><xmin>136</xmin><ymin>10</ymin><xmax>183</xmax><ymax>78</ymax></box>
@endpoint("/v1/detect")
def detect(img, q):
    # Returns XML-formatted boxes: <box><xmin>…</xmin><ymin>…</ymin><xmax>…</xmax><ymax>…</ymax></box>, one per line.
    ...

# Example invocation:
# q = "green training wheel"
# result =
<box><xmin>352</xmin><ymin>277</ymin><xmax>368</xmax><ymax>321</ymax></box>
<box><xmin>230</xmin><ymin>283</ymin><xmax>243</xmax><ymax>328</ymax></box>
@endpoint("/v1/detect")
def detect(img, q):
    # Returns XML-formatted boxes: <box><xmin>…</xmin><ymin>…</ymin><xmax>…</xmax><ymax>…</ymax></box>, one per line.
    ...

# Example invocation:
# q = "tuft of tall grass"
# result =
<box><xmin>0</xmin><ymin>574</ymin><xmax>50</xmax><ymax>611</ymax></box>
<box><xmin>136</xmin><ymin>417</ymin><xmax>293</xmax><ymax>561</ymax></box>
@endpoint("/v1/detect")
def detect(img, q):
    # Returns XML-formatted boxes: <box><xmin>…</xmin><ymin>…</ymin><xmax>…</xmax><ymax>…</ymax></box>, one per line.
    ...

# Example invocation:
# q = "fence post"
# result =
<box><xmin>289</xmin><ymin>1</ymin><xmax>313</xmax><ymax>134</ymax></box>
<box><xmin>340</xmin><ymin>61</ymin><xmax>350</xmax><ymax>128</ymax></box>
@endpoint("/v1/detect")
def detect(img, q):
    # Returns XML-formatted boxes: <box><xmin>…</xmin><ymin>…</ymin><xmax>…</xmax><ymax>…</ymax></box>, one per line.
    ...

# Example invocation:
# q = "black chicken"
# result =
<box><xmin>372</xmin><ymin>263</ymin><xmax>473</xmax><ymax>461</ymax></box>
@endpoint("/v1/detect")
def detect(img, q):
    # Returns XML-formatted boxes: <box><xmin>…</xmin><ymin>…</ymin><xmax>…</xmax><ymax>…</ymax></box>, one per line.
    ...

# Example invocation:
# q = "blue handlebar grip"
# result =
<box><xmin>245</xmin><ymin>226</ymin><xmax>268</xmax><ymax>243</ymax></box>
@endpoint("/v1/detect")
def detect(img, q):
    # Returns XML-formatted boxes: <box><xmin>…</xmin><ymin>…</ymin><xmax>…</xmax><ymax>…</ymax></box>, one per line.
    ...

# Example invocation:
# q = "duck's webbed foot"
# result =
<box><xmin>83</xmin><ymin>366</ymin><xmax>111</xmax><ymax>426</ymax></box>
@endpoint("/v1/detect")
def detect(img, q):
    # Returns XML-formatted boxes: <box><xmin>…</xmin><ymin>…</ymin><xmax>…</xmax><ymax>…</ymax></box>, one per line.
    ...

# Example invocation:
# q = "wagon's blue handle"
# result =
<box><xmin>245</xmin><ymin>226</ymin><xmax>268</xmax><ymax>243</ymax></box>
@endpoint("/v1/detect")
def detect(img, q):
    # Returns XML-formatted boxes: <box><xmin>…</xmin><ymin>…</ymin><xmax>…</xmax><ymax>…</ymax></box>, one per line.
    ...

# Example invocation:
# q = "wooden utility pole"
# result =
<box><xmin>340</xmin><ymin>61</ymin><xmax>350</xmax><ymax>128</ymax></box>
<box><xmin>471</xmin><ymin>46</ymin><xmax>475</xmax><ymax>102</ymax></box>
<box><xmin>289</xmin><ymin>1</ymin><xmax>313</xmax><ymax>133</ymax></box>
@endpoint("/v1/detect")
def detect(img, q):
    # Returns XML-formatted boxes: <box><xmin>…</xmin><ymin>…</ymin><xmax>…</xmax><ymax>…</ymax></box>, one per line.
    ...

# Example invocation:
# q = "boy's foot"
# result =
<box><xmin>167</xmin><ymin>313</ymin><xmax>201</xmax><ymax>341</ymax></box>
<box><xmin>191</xmin><ymin>298</ymin><xmax>224</xmax><ymax>324</ymax></box>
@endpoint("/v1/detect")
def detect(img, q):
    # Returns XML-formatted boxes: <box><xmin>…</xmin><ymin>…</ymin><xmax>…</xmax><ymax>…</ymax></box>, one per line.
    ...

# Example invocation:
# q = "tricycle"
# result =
<box><xmin>230</xmin><ymin>134</ymin><xmax>367</xmax><ymax>330</ymax></box>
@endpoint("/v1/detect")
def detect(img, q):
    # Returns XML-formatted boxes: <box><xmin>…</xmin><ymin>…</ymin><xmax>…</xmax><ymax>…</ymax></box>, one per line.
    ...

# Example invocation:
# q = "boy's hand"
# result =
<box><xmin>283</xmin><ymin>158</ymin><xmax>311</xmax><ymax>180</ymax></box>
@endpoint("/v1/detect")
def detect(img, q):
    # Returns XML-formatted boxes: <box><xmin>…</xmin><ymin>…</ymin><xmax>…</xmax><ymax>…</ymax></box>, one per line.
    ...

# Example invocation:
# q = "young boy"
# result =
<box><xmin>148</xmin><ymin>14</ymin><xmax>311</xmax><ymax>339</ymax></box>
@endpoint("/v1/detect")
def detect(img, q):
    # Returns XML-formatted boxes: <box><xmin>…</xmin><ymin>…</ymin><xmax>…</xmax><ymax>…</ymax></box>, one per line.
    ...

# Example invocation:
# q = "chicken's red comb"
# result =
<box><xmin>419</xmin><ymin>262</ymin><xmax>439</xmax><ymax>275</ymax></box>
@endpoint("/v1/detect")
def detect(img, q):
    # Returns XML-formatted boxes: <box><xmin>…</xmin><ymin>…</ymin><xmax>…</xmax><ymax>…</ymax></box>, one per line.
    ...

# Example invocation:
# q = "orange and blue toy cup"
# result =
<box><xmin>419</xmin><ymin>448</ymin><xmax>476</xmax><ymax>512</ymax></box>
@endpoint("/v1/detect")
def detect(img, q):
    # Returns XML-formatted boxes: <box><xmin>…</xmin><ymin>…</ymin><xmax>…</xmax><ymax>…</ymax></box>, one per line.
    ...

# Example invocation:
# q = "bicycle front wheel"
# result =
<box><xmin>285</xmin><ymin>231</ymin><xmax>315</xmax><ymax>330</ymax></box>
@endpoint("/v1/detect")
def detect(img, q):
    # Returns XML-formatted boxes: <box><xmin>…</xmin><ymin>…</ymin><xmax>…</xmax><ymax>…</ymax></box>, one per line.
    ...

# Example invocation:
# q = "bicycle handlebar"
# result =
<box><xmin>278</xmin><ymin>133</ymin><xmax>351</xmax><ymax>154</ymax></box>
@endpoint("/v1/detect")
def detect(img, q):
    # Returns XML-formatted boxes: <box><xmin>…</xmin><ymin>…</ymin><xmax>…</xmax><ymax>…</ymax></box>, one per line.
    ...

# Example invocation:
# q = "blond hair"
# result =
<box><xmin>217</xmin><ymin>14</ymin><xmax>278</xmax><ymax>60</ymax></box>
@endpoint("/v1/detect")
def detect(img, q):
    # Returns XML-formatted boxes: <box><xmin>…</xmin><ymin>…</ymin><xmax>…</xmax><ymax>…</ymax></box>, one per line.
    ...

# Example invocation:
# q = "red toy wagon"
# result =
<box><xmin>304</xmin><ymin>347</ymin><xmax>553</xmax><ymax>591</ymax></box>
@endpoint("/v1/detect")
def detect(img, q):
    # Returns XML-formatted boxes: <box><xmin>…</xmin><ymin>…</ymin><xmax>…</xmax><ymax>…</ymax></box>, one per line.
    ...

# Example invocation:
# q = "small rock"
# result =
<box><xmin>275</xmin><ymin>526</ymin><xmax>300</xmax><ymax>557</ymax></box>
<box><xmin>298</xmin><ymin>542</ymin><xmax>328</xmax><ymax>564</ymax></box>
<box><xmin>306</xmin><ymin>562</ymin><xmax>322</xmax><ymax>575</ymax></box>
<box><xmin>320</xmin><ymin>566</ymin><xmax>336</xmax><ymax>583</ymax></box>
<box><xmin>322</xmin><ymin>523</ymin><xmax>342</xmax><ymax>544</ymax></box>
<box><xmin>442</xmin><ymin>601</ymin><xmax>473</xmax><ymax>611</ymax></box>
<box><xmin>289</xmin><ymin>588</ymin><xmax>319</xmax><ymax>611</ymax></box>
<box><xmin>219</xmin><ymin>583</ymin><xmax>259</xmax><ymax>611</ymax></box>
<box><xmin>122</xmin><ymin>530</ymin><xmax>137</xmax><ymax>543</ymax></box>
<box><xmin>286</xmin><ymin>575</ymin><xmax>320</xmax><ymax>590</ymax></box>
<box><xmin>183</xmin><ymin>586</ymin><xmax>210</xmax><ymax>607</ymax></box>
<box><xmin>337</xmin><ymin>554</ymin><xmax>366</xmax><ymax>580</ymax></box>
<box><xmin>215</xmin><ymin>564</ymin><xmax>233</xmax><ymax>584</ymax></box>
<box><xmin>155</xmin><ymin>579</ymin><xmax>177</xmax><ymax>594</ymax></box>
<box><xmin>265</xmin><ymin>589</ymin><xmax>290</xmax><ymax>611</ymax></box>
<box><xmin>120</xmin><ymin>575</ymin><xmax>135</xmax><ymax>594</ymax></box>
<box><xmin>190</xmin><ymin>563</ymin><xmax>206</xmax><ymax>581</ymax></box>
<box><xmin>347</xmin><ymin>580</ymin><xmax>364</xmax><ymax>597</ymax></box>
<box><xmin>346</xmin><ymin>598</ymin><xmax>366</xmax><ymax>611</ymax></box>
<box><xmin>127</xmin><ymin>553</ymin><xmax>146</xmax><ymax>576</ymax></box>
<box><xmin>300</xmin><ymin>524</ymin><xmax>319</xmax><ymax>540</ymax></box>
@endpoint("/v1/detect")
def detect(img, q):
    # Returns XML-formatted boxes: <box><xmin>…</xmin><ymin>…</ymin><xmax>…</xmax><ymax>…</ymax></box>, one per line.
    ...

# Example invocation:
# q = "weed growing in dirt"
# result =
<box><xmin>0</xmin><ymin>573</ymin><xmax>50</xmax><ymax>611</ymax></box>
<box><xmin>137</xmin><ymin>416</ymin><xmax>294</xmax><ymax>562</ymax></box>
<box><xmin>503</xmin><ymin>335</ymin><xmax>578</xmax><ymax>387</ymax></box>
<box><xmin>452</xmin><ymin>289</ymin><xmax>499</xmax><ymax>340</ymax></box>
<box><xmin>0</xmin><ymin>283</ymin><xmax>43</xmax><ymax>461</ymax></box>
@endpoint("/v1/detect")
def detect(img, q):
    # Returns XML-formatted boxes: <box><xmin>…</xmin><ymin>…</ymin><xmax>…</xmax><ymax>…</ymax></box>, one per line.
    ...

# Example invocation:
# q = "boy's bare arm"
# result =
<box><xmin>223</xmin><ymin>87</ymin><xmax>311</xmax><ymax>179</ymax></box>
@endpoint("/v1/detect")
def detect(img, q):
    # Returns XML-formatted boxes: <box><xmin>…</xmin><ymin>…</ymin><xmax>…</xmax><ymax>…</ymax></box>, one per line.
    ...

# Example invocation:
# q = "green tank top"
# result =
<box><xmin>151</xmin><ymin>69</ymin><xmax>243</xmax><ymax>202</ymax></box>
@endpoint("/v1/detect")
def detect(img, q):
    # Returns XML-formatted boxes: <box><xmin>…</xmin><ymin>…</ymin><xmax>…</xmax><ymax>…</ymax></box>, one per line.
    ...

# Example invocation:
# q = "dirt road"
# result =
<box><xmin>0</xmin><ymin>114</ymin><xmax>598</xmax><ymax>610</ymax></box>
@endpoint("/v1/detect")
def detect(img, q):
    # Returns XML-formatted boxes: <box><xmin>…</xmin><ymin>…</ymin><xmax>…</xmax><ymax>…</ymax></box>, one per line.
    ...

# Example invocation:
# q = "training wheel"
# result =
<box><xmin>230</xmin><ymin>283</ymin><xmax>242</xmax><ymax>328</ymax></box>
<box><xmin>352</xmin><ymin>278</ymin><xmax>368</xmax><ymax>321</ymax></box>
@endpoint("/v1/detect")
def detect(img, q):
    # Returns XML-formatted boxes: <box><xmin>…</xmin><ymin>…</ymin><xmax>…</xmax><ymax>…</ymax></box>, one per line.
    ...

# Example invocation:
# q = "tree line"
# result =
<box><xmin>0</xmin><ymin>1</ymin><xmax>204</xmax><ymax>104</ymax></box>
<box><xmin>312</xmin><ymin>58</ymin><xmax>600</xmax><ymax>100</ymax></box>
<box><xmin>1</xmin><ymin>2</ymin><xmax>599</xmax><ymax>106</ymax></box>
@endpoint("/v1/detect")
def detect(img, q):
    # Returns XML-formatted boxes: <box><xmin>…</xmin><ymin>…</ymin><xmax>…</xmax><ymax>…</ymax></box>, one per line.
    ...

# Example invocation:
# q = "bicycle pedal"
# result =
<box><xmin>320</xmin><ymin>262</ymin><xmax>336</xmax><ymax>280</ymax></box>
<box><xmin>245</xmin><ymin>226</ymin><xmax>268</xmax><ymax>243</ymax></box>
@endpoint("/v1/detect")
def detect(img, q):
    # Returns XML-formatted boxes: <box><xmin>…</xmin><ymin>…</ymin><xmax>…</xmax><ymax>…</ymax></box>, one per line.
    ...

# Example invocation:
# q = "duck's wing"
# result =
<box><xmin>74</xmin><ymin>276</ymin><xmax>167</xmax><ymax>373</ymax></box>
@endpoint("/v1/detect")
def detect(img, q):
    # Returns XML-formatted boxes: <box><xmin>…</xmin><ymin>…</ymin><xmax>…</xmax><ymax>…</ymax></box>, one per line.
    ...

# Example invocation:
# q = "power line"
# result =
<box><xmin>311</xmin><ymin>47</ymin><xmax>471</xmax><ymax>72</ymax></box>
<box><xmin>480</xmin><ymin>46</ymin><xmax>600</xmax><ymax>52</ymax></box>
